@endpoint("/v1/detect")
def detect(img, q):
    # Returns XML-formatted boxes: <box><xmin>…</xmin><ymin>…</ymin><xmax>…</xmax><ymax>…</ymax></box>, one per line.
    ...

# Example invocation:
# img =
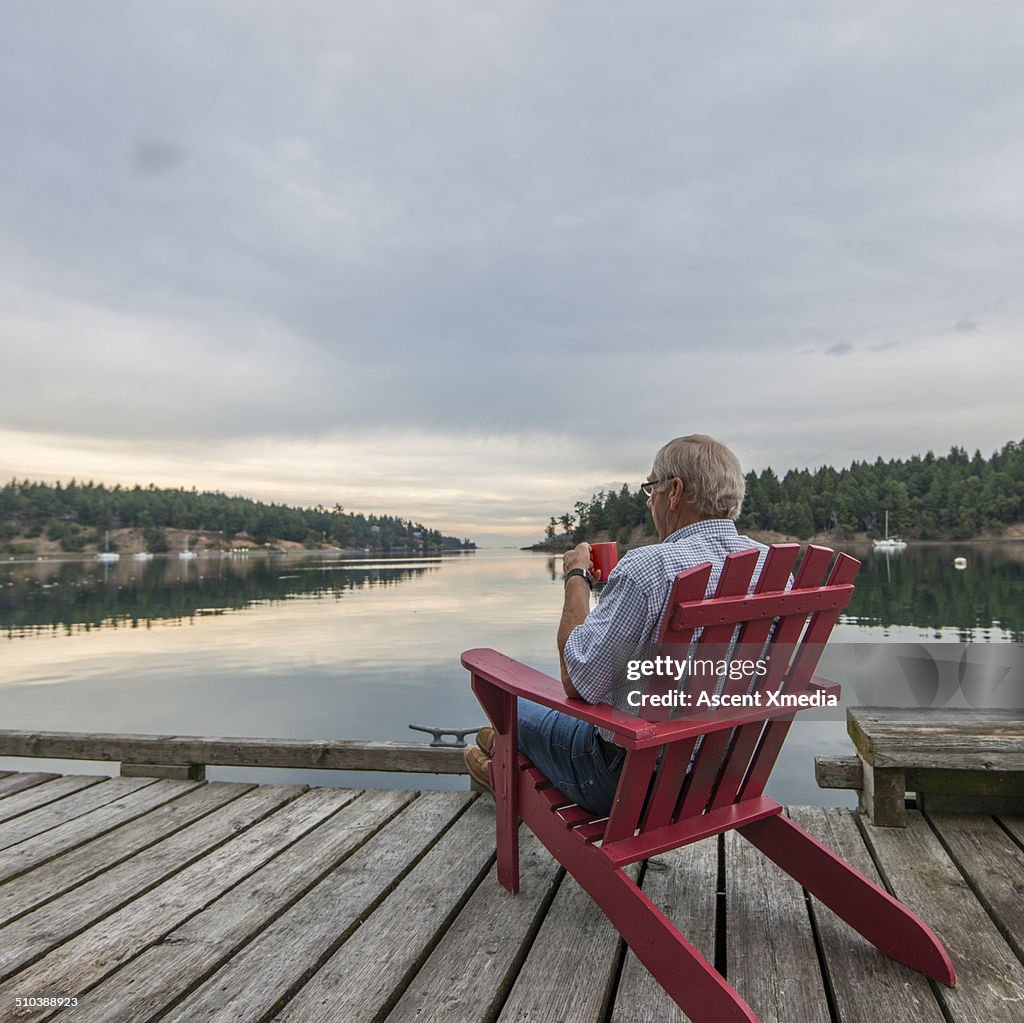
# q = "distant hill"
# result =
<box><xmin>0</xmin><ymin>479</ymin><xmax>475</xmax><ymax>557</ymax></box>
<box><xmin>535</xmin><ymin>440</ymin><xmax>1024</xmax><ymax>547</ymax></box>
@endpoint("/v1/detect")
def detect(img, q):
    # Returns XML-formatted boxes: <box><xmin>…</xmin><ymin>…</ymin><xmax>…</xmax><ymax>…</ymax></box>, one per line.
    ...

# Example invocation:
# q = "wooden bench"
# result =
<box><xmin>816</xmin><ymin>707</ymin><xmax>1024</xmax><ymax>827</ymax></box>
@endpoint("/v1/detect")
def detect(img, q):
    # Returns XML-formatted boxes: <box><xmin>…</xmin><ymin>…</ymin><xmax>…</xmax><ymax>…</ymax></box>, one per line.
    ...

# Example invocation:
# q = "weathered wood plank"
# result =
<box><xmin>849</xmin><ymin>708</ymin><xmax>1024</xmax><ymax>771</ymax></box>
<box><xmin>0</xmin><ymin>730</ymin><xmax>468</xmax><ymax>774</ymax></box>
<box><xmin>64</xmin><ymin>788</ymin><xmax>423</xmax><ymax>1023</ymax></box>
<box><xmin>926</xmin><ymin>812</ymin><xmax>1024</xmax><ymax>961</ymax></box>
<box><xmin>787</xmin><ymin>806</ymin><xmax>943</xmax><ymax>1023</ymax></box>
<box><xmin>0</xmin><ymin>786</ymin><xmax>351</xmax><ymax>1022</ymax></box>
<box><xmin>0</xmin><ymin>782</ymin><xmax>254</xmax><ymax>926</ymax></box>
<box><xmin>860</xmin><ymin>810</ymin><xmax>1024</xmax><ymax>1023</ymax></box>
<box><xmin>725</xmin><ymin>827</ymin><xmax>831</xmax><ymax>1023</ymax></box>
<box><xmin>380</xmin><ymin>826</ymin><xmax>562</xmax><ymax>1023</ymax></box>
<box><xmin>495</xmin><ymin>866</ymin><xmax>639</xmax><ymax>1023</ymax></box>
<box><xmin>0</xmin><ymin>784</ymin><xmax>309</xmax><ymax>989</ymax></box>
<box><xmin>239</xmin><ymin>798</ymin><xmax>495</xmax><ymax>1023</ymax></box>
<box><xmin>0</xmin><ymin>776</ymin><xmax>105</xmax><ymax>827</ymax></box>
<box><xmin>814</xmin><ymin>755</ymin><xmax>863</xmax><ymax>790</ymax></box>
<box><xmin>998</xmin><ymin>814</ymin><xmax>1024</xmax><ymax>846</ymax></box>
<box><xmin>150</xmin><ymin>793</ymin><xmax>468</xmax><ymax>1023</ymax></box>
<box><xmin>0</xmin><ymin>777</ymin><xmax>157</xmax><ymax>852</ymax></box>
<box><xmin>912</xmin><ymin>769</ymin><xmax>1024</xmax><ymax>815</ymax></box>
<box><xmin>610</xmin><ymin>838</ymin><xmax>718</xmax><ymax>1023</ymax></box>
<box><xmin>0</xmin><ymin>779</ymin><xmax>198</xmax><ymax>884</ymax></box>
<box><xmin>858</xmin><ymin>759</ymin><xmax>907</xmax><ymax>828</ymax></box>
<box><xmin>0</xmin><ymin>773</ymin><xmax>59</xmax><ymax>800</ymax></box>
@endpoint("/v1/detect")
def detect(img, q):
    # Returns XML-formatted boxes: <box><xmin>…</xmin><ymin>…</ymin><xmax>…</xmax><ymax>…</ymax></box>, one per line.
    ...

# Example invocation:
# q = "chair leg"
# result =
<box><xmin>523</xmin><ymin>798</ymin><xmax>760</xmax><ymax>1022</ymax></box>
<box><xmin>492</xmin><ymin>733</ymin><xmax>520</xmax><ymax>894</ymax></box>
<box><xmin>586</xmin><ymin>859</ymin><xmax>760</xmax><ymax>1023</ymax></box>
<box><xmin>739</xmin><ymin>814</ymin><xmax>955</xmax><ymax>986</ymax></box>
<box><xmin>471</xmin><ymin>676</ymin><xmax>521</xmax><ymax>893</ymax></box>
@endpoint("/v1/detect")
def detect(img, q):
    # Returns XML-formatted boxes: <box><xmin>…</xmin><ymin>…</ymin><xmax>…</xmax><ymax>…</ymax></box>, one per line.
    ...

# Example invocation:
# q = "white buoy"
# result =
<box><xmin>953</xmin><ymin>556</ymin><xmax>967</xmax><ymax>570</ymax></box>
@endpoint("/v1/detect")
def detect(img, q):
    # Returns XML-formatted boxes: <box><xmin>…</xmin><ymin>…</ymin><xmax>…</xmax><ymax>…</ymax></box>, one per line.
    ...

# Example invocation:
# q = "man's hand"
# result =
<box><xmin>562</xmin><ymin>542</ymin><xmax>594</xmax><ymax>577</ymax></box>
<box><xmin>558</xmin><ymin>543</ymin><xmax>594</xmax><ymax>698</ymax></box>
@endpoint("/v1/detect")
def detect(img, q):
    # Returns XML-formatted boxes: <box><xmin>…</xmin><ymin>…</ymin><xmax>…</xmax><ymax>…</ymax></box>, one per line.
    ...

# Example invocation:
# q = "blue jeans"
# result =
<box><xmin>517</xmin><ymin>699</ymin><xmax>625</xmax><ymax>816</ymax></box>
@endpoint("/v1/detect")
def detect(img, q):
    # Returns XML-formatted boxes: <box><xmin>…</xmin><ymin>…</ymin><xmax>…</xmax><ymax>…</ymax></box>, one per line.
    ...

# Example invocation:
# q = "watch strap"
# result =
<box><xmin>564</xmin><ymin>567</ymin><xmax>593</xmax><ymax>588</ymax></box>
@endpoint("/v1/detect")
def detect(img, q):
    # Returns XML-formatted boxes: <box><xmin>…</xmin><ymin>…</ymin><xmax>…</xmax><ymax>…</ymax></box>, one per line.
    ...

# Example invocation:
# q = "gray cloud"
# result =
<box><xmin>1</xmin><ymin>2</ymin><xmax>1023</xmax><ymax>519</ymax></box>
<box><xmin>824</xmin><ymin>342</ymin><xmax>855</xmax><ymax>357</ymax></box>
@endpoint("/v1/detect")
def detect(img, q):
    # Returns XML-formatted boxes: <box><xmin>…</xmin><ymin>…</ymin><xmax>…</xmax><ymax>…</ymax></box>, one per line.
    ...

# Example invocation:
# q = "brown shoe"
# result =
<box><xmin>464</xmin><ymin>746</ymin><xmax>494</xmax><ymax>797</ymax></box>
<box><xmin>476</xmin><ymin>726</ymin><xmax>495</xmax><ymax>757</ymax></box>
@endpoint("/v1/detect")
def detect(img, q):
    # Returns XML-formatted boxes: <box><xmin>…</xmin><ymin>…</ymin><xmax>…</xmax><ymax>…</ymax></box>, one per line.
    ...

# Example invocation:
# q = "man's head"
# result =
<box><xmin>645</xmin><ymin>434</ymin><xmax>745</xmax><ymax>539</ymax></box>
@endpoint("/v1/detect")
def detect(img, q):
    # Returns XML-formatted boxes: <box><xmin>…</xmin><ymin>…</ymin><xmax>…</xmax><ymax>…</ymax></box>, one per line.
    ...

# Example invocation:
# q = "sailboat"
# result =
<box><xmin>95</xmin><ymin>531</ymin><xmax>120</xmax><ymax>563</ymax></box>
<box><xmin>873</xmin><ymin>511</ymin><xmax>907</xmax><ymax>550</ymax></box>
<box><xmin>179</xmin><ymin>536</ymin><xmax>198</xmax><ymax>560</ymax></box>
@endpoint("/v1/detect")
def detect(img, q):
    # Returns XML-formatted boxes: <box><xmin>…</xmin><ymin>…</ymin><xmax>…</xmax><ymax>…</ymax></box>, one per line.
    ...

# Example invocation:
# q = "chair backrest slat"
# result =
<box><xmin>706</xmin><ymin>543</ymin><xmax>836</xmax><ymax>810</ymax></box>
<box><xmin>634</xmin><ymin>549</ymin><xmax>761</xmax><ymax>830</ymax></box>
<box><xmin>603</xmin><ymin>560</ymin><xmax>721</xmax><ymax>840</ymax></box>
<box><xmin>636</xmin><ymin>563</ymin><xmax>712</xmax><ymax>722</ymax></box>
<box><xmin>596</xmin><ymin>543</ymin><xmax>858</xmax><ymax>851</ymax></box>
<box><xmin>602</xmin><ymin>746</ymin><xmax>661</xmax><ymax>844</ymax></box>
<box><xmin>674</xmin><ymin>543</ymin><xmax>800</xmax><ymax>819</ymax></box>
<box><xmin>737</xmin><ymin>550</ymin><xmax>860</xmax><ymax>801</ymax></box>
<box><xmin>608</xmin><ymin>552</ymin><xmax>756</xmax><ymax>838</ymax></box>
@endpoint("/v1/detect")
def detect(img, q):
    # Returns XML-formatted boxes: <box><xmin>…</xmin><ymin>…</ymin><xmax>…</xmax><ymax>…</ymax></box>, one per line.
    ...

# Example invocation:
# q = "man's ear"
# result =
<box><xmin>669</xmin><ymin>477</ymin><xmax>685</xmax><ymax>508</ymax></box>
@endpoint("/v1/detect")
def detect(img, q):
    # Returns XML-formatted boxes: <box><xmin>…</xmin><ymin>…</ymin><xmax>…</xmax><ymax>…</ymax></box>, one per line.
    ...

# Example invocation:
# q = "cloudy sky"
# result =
<box><xmin>1</xmin><ymin>3</ymin><xmax>1021</xmax><ymax>544</ymax></box>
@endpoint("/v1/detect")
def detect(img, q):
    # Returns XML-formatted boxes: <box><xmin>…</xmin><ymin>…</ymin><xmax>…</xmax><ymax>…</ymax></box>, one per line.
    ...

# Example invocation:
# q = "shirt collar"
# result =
<box><xmin>664</xmin><ymin>519</ymin><xmax>739</xmax><ymax>544</ymax></box>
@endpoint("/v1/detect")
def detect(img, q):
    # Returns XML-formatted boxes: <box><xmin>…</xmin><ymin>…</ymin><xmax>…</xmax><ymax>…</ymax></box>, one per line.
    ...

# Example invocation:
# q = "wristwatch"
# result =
<box><xmin>564</xmin><ymin>567</ymin><xmax>593</xmax><ymax>588</ymax></box>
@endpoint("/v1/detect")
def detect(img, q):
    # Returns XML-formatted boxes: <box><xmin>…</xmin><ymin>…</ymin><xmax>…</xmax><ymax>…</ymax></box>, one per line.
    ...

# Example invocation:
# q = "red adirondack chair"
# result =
<box><xmin>462</xmin><ymin>543</ymin><xmax>955</xmax><ymax>1023</ymax></box>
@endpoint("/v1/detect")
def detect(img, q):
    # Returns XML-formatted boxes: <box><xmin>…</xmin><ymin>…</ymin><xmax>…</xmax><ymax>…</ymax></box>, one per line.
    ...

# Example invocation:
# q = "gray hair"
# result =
<box><xmin>652</xmin><ymin>435</ymin><xmax>745</xmax><ymax>520</ymax></box>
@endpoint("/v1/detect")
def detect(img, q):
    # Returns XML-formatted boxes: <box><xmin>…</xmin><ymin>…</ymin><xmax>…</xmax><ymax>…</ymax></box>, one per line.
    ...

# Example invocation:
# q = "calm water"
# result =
<box><xmin>1</xmin><ymin>543</ymin><xmax>1021</xmax><ymax>804</ymax></box>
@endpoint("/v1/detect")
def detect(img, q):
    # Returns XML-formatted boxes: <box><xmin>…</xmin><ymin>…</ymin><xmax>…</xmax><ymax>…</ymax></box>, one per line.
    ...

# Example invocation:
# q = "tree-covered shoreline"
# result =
<box><xmin>0</xmin><ymin>479</ymin><xmax>475</xmax><ymax>556</ymax></box>
<box><xmin>537</xmin><ymin>440</ymin><xmax>1024</xmax><ymax>548</ymax></box>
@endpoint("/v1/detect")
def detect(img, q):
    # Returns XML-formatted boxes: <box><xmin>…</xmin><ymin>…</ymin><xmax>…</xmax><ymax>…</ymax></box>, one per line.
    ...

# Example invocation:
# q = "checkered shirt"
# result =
<box><xmin>563</xmin><ymin>520</ymin><xmax>768</xmax><ymax>738</ymax></box>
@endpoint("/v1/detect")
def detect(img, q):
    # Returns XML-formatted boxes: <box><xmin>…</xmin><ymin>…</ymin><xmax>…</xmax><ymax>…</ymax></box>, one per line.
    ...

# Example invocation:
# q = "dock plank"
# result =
<box><xmin>0</xmin><ymin>776</ymin><xmax>105</xmax><ymax>827</ymax></box>
<box><xmin>0</xmin><ymin>779</ymin><xmax>198</xmax><ymax>884</ymax></box>
<box><xmin>0</xmin><ymin>770</ymin><xmax>1019</xmax><ymax>1023</ymax></box>
<box><xmin>0</xmin><ymin>773</ymin><xmax>59</xmax><ymax>800</ymax></box>
<box><xmin>861</xmin><ymin>810</ymin><xmax>1024</xmax><ymax>1023</ymax></box>
<box><xmin>59</xmin><ymin>788</ymin><xmax>414</xmax><ymax>1023</ymax></box>
<box><xmin>270</xmin><ymin>797</ymin><xmax>497</xmax><ymax>1023</ymax></box>
<box><xmin>0</xmin><ymin>784</ymin><xmax>311</xmax><ymax>998</ymax></box>
<box><xmin>725</xmin><ymin>826</ymin><xmax>831</xmax><ymax>1023</ymax></box>
<box><xmin>0</xmin><ymin>782</ymin><xmax>254</xmax><ymax>926</ymax></box>
<box><xmin>151</xmin><ymin>792</ymin><xmax>470</xmax><ymax>1023</ymax></box>
<box><xmin>610</xmin><ymin>837</ymin><xmax>718</xmax><ymax>1023</ymax></box>
<box><xmin>495</xmin><ymin>865</ymin><xmax>639</xmax><ymax>1023</ymax></box>
<box><xmin>787</xmin><ymin>806</ymin><xmax>943</xmax><ymax>1023</ymax></box>
<box><xmin>997</xmin><ymin>813</ymin><xmax>1024</xmax><ymax>846</ymax></box>
<box><xmin>0</xmin><ymin>777</ymin><xmax>157</xmax><ymax>852</ymax></box>
<box><xmin>926</xmin><ymin>812</ymin><xmax>1024</xmax><ymax>962</ymax></box>
<box><xmin>381</xmin><ymin>826</ymin><xmax>562</xmax><ymax>1023</ymax></box>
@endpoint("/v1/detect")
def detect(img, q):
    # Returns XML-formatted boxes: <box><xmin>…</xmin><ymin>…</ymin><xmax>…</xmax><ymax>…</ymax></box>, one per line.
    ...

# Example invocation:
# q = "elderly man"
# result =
<box><xmin>465</xmin><ymin>434</ymin><xmax>767</xmax><ymax>815</ymax></box>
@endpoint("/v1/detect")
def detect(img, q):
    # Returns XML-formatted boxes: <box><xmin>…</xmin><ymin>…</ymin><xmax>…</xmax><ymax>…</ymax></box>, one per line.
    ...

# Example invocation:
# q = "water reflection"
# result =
<box><xmin>0</xmin><ymin>545</ymin><xmax>1020</xmax><ymax>805</ymax></box>
<box><xmin>1</xmin><ymin>554</ymin><xmax>445</xmax><ymax>638</ymax></box>
<box><xmin>841</xmin><ymin>542</ymin><xmax>1023</xmax><ymax>640</ymax></box>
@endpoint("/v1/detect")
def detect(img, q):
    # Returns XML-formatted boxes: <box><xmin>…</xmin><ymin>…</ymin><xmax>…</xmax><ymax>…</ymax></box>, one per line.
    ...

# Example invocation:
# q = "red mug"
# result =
<box><xmin>589</xmin><ymin>542</ymin><xmax>619</xmax><ymax>583</ymax></box>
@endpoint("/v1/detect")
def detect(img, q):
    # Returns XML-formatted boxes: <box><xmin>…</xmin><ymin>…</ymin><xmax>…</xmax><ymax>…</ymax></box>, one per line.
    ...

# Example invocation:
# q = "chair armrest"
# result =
<box><xmin>462</xmin><ymin>651</ymin><xmax>843</xmax><ymax>751</ymax></box>
<box><xmin>461</xmin><ymin>648</ymin><xmax>660</xmax><ymax>744</ymax></box>
<box><xmin>808</xmin><ymin>674</ymin><xmax>841</xmax><ymax>698</ymax></box>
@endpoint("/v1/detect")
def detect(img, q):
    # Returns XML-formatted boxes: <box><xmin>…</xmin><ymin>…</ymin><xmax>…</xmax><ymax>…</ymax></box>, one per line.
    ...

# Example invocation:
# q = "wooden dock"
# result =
<box><xmin>0</xmin><ymin>770</ymin><xmax>1023</xmax><ymax>1022</ymax></box>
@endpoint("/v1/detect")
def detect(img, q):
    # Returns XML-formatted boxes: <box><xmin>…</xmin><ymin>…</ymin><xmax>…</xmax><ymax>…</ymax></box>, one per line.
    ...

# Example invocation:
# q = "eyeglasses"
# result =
<box><xmin>641</xmin><ymin>477</ymin><xmax>682</xmax><ymax>497</ymax></box>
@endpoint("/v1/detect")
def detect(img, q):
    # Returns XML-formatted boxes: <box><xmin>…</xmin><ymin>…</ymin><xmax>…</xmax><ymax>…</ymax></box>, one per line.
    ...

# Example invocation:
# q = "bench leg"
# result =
<box><xmin>858</xmin><ymin>758</ymin><xmax>906</xmax><ymax>827</ymax></box>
